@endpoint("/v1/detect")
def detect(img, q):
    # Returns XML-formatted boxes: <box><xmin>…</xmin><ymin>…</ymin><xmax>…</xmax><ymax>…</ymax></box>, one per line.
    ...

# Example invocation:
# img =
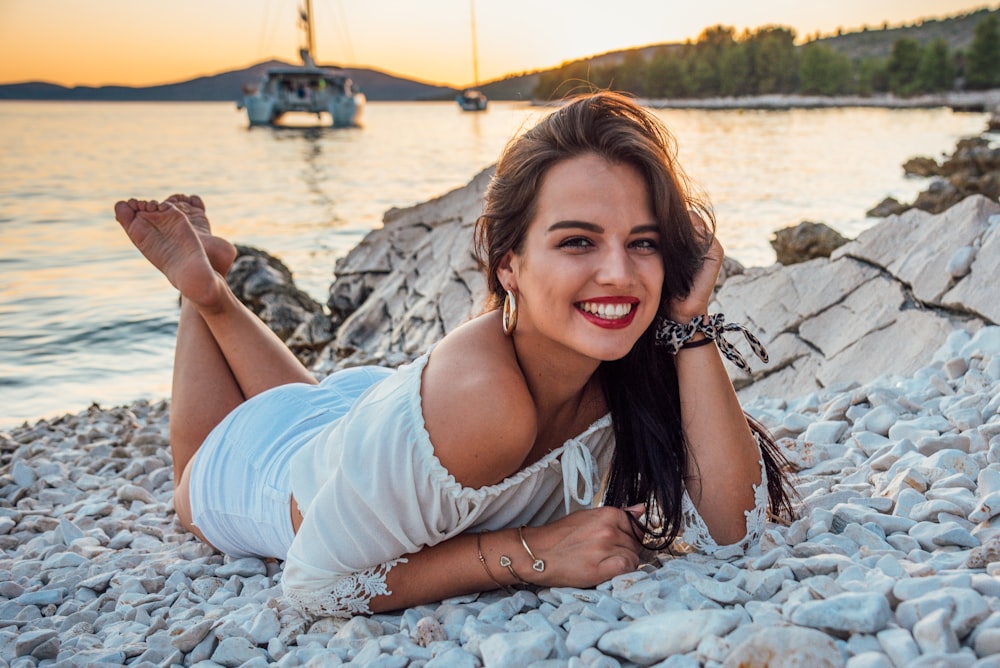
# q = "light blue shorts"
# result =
<box><xmin>187</xmin><ymin>366</ymin><xmax>393</xmax><ymax>559</ymax></box>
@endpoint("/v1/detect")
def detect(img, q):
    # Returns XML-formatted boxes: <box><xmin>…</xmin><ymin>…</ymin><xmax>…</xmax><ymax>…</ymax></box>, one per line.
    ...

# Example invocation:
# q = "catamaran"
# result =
<box><xmin>239</xmin><ymin>0</ymin><xmax>365</xmax><ymax>127</ymax></box>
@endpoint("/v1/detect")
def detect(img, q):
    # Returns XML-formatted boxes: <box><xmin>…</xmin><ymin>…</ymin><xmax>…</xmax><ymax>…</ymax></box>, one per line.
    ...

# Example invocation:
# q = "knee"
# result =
<box><xmin>173</xmin><ymin>483</ymin><xmax>194</xmax><ymax>531</ymax></box>
<box><xmin>173</xmin><ymin>464</ymin><xmax>198</xmax><ymax>533</ymax></box>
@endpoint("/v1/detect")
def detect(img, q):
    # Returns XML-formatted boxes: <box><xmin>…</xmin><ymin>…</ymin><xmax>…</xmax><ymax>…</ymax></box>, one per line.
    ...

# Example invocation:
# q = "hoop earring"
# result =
<box><xmin>502</xmin><ymin>289</ymin><xmax>518</xmax><ymax>336</ymax></box>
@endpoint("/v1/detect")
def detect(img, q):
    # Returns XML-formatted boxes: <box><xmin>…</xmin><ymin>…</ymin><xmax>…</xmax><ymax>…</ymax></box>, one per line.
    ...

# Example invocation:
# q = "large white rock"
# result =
<box><xmin>317</xmin><ymin>169</ymin><xmax>995</xmax><ymax>403</ymax></box>
<box><xmin>832</xmin><ymin>195</ymin><xmax>1000</xmax><ymax>305</ymax></box>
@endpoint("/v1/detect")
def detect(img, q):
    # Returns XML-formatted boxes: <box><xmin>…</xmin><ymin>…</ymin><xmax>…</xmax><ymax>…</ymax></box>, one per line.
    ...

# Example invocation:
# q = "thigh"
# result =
<box><xmin>183</xmin><ymin>381</ymin><xmax>340</xmax><ymax>557</ymax></box>
<box><xmin>174</xmin><ymin>464</ymin><xmax>213</xmax><ymax>547</ymax></box>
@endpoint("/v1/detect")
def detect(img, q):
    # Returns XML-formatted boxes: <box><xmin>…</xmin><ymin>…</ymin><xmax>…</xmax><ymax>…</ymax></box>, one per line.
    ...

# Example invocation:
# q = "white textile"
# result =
<box><xmin>281</xmin><ymin>350</ymin><xmax>769</xmax><ymax>618</ymax></box>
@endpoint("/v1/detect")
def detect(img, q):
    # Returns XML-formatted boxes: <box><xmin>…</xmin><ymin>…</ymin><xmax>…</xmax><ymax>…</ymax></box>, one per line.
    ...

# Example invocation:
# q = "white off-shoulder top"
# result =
<box><xmin>281</xmin><ymin>350</ymin><xmax>768</xmax><ymax>618</ymax></box>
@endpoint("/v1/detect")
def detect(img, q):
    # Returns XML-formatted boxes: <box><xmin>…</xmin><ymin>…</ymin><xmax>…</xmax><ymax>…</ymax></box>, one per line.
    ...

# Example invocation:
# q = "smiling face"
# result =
<box><xmin>497</xmin><ymin>152</ymin><xmax>664</xmax><ymax>365</ymax></box>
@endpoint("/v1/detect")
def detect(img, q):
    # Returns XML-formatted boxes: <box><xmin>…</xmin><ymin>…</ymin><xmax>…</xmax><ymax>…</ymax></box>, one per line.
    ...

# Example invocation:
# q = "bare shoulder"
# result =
<box><xmin>421</xmin><ymin>312</ymin><xmax>537</xmax><ymax>488</ymax></box>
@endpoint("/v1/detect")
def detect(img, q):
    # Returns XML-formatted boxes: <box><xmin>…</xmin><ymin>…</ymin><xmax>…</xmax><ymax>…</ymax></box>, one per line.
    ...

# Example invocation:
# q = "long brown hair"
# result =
<box><xmin>474</xmin><ymin>92</ymin><xmax>793</xmax><ymax>547</ymax></box>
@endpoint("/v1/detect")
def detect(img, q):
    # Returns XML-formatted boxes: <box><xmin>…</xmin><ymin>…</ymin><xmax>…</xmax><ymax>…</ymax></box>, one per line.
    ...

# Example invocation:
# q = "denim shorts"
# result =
<box><xmin>187</xmin><ymin>366</ymin><xmax>392</xmax><ymax>558</ymax></box>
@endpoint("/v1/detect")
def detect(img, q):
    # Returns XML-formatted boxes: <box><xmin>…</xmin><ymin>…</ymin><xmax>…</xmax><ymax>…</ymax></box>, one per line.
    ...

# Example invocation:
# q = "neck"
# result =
<box><xmin>510</xmin><ymin>330</ymin><xmax>601</xmax><ymax>420</ymax></box>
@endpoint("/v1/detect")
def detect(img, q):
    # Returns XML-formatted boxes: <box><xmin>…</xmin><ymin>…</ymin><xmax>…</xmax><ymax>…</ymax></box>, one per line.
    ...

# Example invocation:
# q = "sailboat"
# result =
<box><xmin>456</xmin><ymin>0</ymin><xmax>488</xmax><ymax>112</ymax></box>
<box><xmin>238</xmin><ymin>0</ymin><xmax>365</xmax><ymax>127</ymax></box>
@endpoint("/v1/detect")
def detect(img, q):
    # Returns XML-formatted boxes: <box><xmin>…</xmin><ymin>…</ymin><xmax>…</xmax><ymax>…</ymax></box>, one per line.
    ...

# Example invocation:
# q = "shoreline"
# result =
<box><xmin>532</xmin><ymin>90</ymin><xmax>1000</xmax><ymax>112</ymax></box>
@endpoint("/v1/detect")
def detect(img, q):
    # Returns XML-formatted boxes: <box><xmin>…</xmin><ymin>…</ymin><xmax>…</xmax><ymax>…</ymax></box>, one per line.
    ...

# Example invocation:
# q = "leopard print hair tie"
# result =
<box><xmin>654</xmin><ymin>313</ymin><xmax>769</xmax><ymax>373</ymax></box>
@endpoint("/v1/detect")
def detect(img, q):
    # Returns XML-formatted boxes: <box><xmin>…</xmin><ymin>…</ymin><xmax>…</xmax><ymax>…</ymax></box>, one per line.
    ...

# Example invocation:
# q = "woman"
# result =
<box><xmin>113</xmin><ymin>92</ymin><xmax>793</xmax><ymax>619</ymax></box>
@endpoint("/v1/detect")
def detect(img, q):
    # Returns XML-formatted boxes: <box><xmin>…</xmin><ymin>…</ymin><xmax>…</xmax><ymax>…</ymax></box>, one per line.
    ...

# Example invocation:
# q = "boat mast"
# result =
<box><xmin>470</xmin><ymin>0</ymin><xmax>480</xmax><ymax>87</ymax></box>
<box><xmin>300</xmin><ymin>0</ymin><xmax>316</xmax><ymax>61</ymax></box>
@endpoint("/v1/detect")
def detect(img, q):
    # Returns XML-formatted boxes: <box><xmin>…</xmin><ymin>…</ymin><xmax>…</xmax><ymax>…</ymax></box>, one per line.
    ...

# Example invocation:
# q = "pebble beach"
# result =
<box><xmin>4</xmin><ymin>124</ymin><xmax>1000</xmax><ymax>666</ymax></box>
<box><xmin>3</xmin><ymin>325</ymin><xmax>1000</xmax><ymax>667</ymax></box>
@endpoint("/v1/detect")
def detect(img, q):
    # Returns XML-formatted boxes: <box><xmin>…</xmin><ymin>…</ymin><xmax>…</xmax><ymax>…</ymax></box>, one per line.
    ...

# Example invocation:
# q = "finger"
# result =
<box><xmin>598</xmin><ymin>550</ymin><xmax>642</xmax><ymax>579</ymax></box>
<box><xmin>625</xmin><ymin>503</ymin><xmax>645</xmax><ymax>518</ymax></box>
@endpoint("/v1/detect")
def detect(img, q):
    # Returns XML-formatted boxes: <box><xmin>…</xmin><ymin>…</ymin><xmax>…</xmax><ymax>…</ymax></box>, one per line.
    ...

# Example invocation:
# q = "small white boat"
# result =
<box><xmin>457</xmin><ymin>0</ymin><xmax>487</xmax><ymax>112</ymax></box>
<box><xmin>457</xmin><ymin>89</ymin><xmax>488</xmax><ymax>112</ymax></box>
<box><xmin>238</xmin><ymin>0</ymin><xmax>364</xmax><ymax>127</ymax></box>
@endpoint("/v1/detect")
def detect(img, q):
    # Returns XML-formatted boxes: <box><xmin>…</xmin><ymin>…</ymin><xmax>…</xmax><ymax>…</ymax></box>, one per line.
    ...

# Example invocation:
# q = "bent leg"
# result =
<box><xmin>114</xmin><ymin>197</ymin><xmax>317</xmax><ymax>533</ymax></box>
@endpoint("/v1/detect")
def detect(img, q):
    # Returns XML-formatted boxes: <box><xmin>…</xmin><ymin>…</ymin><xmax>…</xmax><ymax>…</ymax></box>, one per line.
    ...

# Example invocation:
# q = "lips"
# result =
<box><xmin>576</xmin><ymin>297</ymin><xmax>639</xmax><ymax>329</ymax></box>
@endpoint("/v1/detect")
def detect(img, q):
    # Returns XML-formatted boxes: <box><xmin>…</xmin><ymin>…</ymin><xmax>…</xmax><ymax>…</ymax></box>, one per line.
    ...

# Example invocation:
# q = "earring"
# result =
<box><xmin>502</xmin><ymin>289</ymin><xmax>518</xmax><ymax>336</ymax></box>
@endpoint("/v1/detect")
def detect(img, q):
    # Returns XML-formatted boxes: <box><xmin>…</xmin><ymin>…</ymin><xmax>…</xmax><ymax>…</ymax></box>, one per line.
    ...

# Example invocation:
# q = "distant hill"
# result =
<box><xmin>0</xmin><ymin>61</ymin><xmax>460</xmax><ymax>102</ymax></box>
<box><xmin>2</xmin><ymin>6</ymin><xmax>997</xmax><ymax>103</ymax></box>
<box><xmin>811</xmin><ymin>6</ymin><xmax>1000</xmax><ymax>60</ymax></box>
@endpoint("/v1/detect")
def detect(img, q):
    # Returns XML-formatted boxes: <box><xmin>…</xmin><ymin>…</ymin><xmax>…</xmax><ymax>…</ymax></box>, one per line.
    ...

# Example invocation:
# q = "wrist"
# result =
<box><xmin>667</xmin><ymin>311</ymin><xmax>707</xmax><ymax>325</ymax></box>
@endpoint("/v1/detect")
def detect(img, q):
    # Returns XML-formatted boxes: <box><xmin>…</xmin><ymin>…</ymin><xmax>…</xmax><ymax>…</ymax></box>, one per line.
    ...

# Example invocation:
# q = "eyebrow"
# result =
<box><xmin>546</xmin><ymin>220</ymin><xmax>660</xmax><ymax>235</ymax></box>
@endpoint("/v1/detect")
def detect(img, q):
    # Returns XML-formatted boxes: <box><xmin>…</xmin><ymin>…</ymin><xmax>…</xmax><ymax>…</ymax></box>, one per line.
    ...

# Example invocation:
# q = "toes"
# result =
<box><xmin>114</xmin><ymin>201</ymin><xmax>136</xmax><ymax>225</ymax></box>
<box><xmin>189</xmin><ymin>195</ymin><xmax>205</xmax><ymax>211</ymax></box>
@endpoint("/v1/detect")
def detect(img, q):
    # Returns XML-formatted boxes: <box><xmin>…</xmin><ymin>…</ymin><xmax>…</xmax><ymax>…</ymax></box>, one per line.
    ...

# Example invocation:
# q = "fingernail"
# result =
<box><xmin>625</xmin><ymin>503</ymin><xmax>645</xmax><ymax>514</ymax></box>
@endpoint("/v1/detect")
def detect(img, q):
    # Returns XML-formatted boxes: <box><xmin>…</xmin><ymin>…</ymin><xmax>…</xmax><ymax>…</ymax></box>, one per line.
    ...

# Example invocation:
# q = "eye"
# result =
<box><xmin>558</xmin><ymin>236</ymin><xmax>594</xmax><ymax>250</ymax></box>
<box><xmin>630</xmin><ymin>238</ymin><xmax>660</xmax><ymax>253</ymax></box>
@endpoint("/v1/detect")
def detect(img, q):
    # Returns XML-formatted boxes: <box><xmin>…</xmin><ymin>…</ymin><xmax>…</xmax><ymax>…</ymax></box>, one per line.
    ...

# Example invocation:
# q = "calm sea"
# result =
<box><xmin>0</xmin><ymin>100</ymin><xmax>989</xmax><ymax>428</ymax></box>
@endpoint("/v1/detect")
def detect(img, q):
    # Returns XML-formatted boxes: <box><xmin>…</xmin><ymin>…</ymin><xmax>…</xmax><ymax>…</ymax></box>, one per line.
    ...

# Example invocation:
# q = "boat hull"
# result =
<box><xmin>240</xmin><ymin>68</ymin><xmax>365</xmax><ymax>127</ymax></box>
<box><xmin>457</xmin><ymin>90</ymin><xmax>488</xmax><ymax>112</ymax></box>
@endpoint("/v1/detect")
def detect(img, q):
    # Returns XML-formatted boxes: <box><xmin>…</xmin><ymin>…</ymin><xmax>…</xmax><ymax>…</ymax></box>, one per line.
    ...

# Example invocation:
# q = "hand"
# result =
<box><xmin>522</xmin><ymin>506</ymin><xmax>644</xmax><ymax>588</ymax></box>
<box><xmin>669</xmin><ymin>214</ymin><xmax>722</xmax><ymax>323</ymax></box>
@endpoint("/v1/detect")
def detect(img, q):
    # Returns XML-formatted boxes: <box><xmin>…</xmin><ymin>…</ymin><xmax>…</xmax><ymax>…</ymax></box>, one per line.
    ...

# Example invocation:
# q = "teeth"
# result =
<box><xmin>578</xmin><ymin>301</ymin><xmax>634</xmax><ymax>320</ymax></box>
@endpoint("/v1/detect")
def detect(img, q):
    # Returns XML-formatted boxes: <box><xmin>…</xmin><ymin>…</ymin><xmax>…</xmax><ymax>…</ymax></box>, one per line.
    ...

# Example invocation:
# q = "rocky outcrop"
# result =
<box><xmin>873</xmin><ymin>136</ymin><xmax>1000</xmax><ymax>217</ymax></box>
<box><xmin>305</xmin><ymin>165</ymin><xmax>998</xmax><ymax>406</ymax></box>
<box><xmin>314</xmin><ymin>168</ymin><xmax>493</xmax><ymax>372</ymax></box>
<box><xmin>866</xmin><ymin>196</ymin><xmax>908</xmax><ymax>218</ymax></box>
<box><xmin>227</xmin><ymin>246</ymin><xmax>334</xmax><ymax>367</ymax></box>
<box><xmin>769</xmin><ymin>221</ymin><xmax>849</xmax><ymax>265</ymax></box>
<box><xmin>724</xmin><ymin>195</ymin><xmax>999</xmax><ymax>401</ymax></box>
<box><xmin>902</xmin><ymin>156</ymin><xmax>940</xmax><ymax>178</ymax></box>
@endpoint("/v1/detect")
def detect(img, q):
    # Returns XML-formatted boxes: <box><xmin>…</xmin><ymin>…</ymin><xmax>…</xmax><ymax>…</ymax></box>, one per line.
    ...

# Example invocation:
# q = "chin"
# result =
<box><xmin>587</xmin><ymin>343</ymin><xmax>639</xmax><ymax>363</ymax></box>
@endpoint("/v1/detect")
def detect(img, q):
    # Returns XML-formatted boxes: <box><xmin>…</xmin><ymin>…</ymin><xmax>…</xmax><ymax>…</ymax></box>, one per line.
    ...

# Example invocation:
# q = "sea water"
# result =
<box><xmin>0</xmin><ymin>100</ymin><xmax>988</xmax><ymax>427</ymax></box>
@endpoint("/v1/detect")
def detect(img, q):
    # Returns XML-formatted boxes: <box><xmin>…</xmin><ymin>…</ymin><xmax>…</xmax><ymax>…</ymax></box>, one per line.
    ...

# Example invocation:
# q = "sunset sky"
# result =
<box><xmin>0</xmin><ymin>1</ymin><xmax>993</xmax><ymax>88</ymax></box>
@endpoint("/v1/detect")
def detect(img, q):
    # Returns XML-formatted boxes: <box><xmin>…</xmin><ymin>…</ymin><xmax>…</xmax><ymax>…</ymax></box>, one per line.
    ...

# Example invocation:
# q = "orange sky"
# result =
<box><xmin>0</xmin><ymin>1</ymin><xmax>993</xmax><ymax>88</ymax></box>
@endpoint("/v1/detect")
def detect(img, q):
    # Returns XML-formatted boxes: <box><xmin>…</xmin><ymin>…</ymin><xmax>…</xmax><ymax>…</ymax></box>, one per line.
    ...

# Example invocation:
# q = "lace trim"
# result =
<box><xmin>676</xmin><ymin>432</ymin><xmax>769</xmax><ymax>560</ymax></box>
<box><xmin>283</xmin><ymin>558</ymin><xmax>406</xmax><ymax>618</ymax></box>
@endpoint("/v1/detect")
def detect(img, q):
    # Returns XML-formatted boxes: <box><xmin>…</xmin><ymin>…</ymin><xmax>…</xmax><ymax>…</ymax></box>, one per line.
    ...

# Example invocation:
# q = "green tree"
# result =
<box><xmin>689</xmin><ymin>25</ymin><xmax>738</xmax><ymax>96</ymax></box>
<box><xmin>966</xmin><ymin>14</ymin><xmax>1000</xmax><ymax>89</ymax></box>
<box><xmin>857</xmin><ymin>58</ymin><xmax>889</xmax><ymax>95</ymax></box>
<box><xmin>646</xmin><ymin>47</ymin><xmax>692</xmax><ymax>98</ymax></box>
<box><xmin>611</xmin><ymin>50</ymin><xmax>651</xmax><ymax>96</ymax></box>
<box><xmin>749</xmin><ymin>26</ymin><xmax>798</xmax><ymax>94</ymax></box>
<box><xmin>799</xmin><ymin>44</ymin><xmax>853</xmax><ymax>95</ymax></box>
<box><xmin>718</xmin><ymin>42</ymin><xmax>751</xmax><ymax>96</ymax></box>
<box><xmin>887</xmin><ymin>38</ymin><xmax>923</xmax><ymax>96</ymax></box>
<box><xmin>533</xmin><ymin>60</ymin><xmax>599</xmax><ymax>100</ymax></box>
<box><xmin>915</xmin><ymin>39</ymin><xmax>956</xmax><ymax>92</ymax></box>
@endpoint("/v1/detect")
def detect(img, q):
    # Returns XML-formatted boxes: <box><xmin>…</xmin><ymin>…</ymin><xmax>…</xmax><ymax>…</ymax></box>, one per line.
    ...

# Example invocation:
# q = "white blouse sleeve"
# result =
<box><xmin>282</xmin><ymin>559</ymin><xmax>406</xmax><ymax>618</ymax></box>
<box><xmin>676</xmin><ymin>431</ymin><xmax>769</xmax><ymax>560</ymax></box>
<box><xmin>280</xmin><ymin>412</ymin><xmax>468</xmax><ymax>618</ymax></box>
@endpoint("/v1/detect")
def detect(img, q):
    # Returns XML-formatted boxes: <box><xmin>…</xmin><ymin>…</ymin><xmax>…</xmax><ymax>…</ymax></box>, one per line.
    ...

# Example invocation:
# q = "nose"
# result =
<box><xmin>596</xmin><ymin>246</ymin><xmax>635</xmax><ymax>286</ymax></box>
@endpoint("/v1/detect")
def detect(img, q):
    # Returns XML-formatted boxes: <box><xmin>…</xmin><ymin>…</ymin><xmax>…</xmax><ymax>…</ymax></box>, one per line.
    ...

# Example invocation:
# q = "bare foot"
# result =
<box><xmin>164</xmin><ymin>194</ymin><xmax>237</xmax><ymax>275</ymax></box>
<box><xmin>114</xmin><ymin>198</ymin><xmax>224</xmax><ymax>308</ymax></box>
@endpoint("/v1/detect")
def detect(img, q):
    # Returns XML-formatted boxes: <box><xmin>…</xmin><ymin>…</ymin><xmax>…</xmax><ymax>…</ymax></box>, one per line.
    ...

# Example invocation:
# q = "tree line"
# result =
<box><xmin>534</xmin><ymin>14</ymin><xmax>1000</xmax><ymax>100</ymax></box>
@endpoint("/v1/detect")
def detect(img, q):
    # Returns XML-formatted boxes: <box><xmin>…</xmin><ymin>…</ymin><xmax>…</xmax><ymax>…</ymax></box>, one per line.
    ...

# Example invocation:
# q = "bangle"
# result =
<box><xmin>518</xmin><ymin>526</ymin><xmax>545</xmax><ymax>573</ymax></box>
<box><xmin>680</xmin><ymin>337</ymin><xmax>714</xmax><ymax>350</ymax></box>
<box><xmin>498</xmin><ymin>554</ymin><xmax>531</xmax><ymax>586</ymax></box>
<box><xmin>476</xmin><ymin>533</ymin><xmax>514</xmax><ymax>594</ymax></box>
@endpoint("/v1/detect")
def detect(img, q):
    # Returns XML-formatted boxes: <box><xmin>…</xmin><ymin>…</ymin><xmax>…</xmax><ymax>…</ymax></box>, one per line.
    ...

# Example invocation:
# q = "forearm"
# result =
<box><xmin>368</xmin><ymin>508</ymin><xmax>641</xmax><ymax>614</ymax></box>
<box><xmin>674</xmin><ymin>329</ymin><xmax>761</xmax><ymax>545</ymax></box>
<box><xmin>369</xmin><ymin>531</ymin><xmax>525</xmax><ymax>613</ymax></box>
